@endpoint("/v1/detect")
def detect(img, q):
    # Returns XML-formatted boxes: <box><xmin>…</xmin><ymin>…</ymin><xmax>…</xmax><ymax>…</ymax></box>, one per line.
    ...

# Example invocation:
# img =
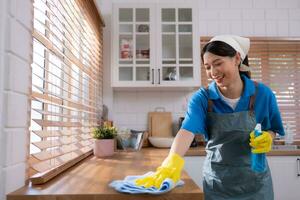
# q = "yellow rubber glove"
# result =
<box><xmin>250</xmin><ymin>131</ymin><xmax>273</xmax><ymax>153</ymax></box>
<box><xmin>135</xmin><ymin>152</ymin><xmax>184</xmax><ymax>189</ymax></box>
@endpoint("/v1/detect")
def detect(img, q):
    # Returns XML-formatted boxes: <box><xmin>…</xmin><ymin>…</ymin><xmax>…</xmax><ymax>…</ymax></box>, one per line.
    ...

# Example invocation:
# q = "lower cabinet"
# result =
<box><xmin>184</xmin><ymin>156</ymin><xmax>300</xmax><ymax>200</ymax></box>
<box><xmin>267</xmin><ymin>156</ymin><xmax>300</xmax><ymax>200</ymax></box>
<box><xmin>184</xmin><ymin>156</ymin><xmax>205</xmax><ymax>188</ymax></box>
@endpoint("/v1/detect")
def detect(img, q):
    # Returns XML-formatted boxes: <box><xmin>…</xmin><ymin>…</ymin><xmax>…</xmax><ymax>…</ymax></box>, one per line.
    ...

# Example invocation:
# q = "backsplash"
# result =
<box><xmin>112</xmin><ymin>90</ymin><xmax>195</xmax><ymax>134</ymax></box>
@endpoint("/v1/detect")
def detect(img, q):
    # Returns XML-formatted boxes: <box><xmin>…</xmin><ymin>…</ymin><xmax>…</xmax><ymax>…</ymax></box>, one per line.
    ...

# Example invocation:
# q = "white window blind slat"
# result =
<box><xmin>33</xmin><ymin>0</ymin><xmax>101</xmax><ymax>59</ymax></box>
<box><xmin>30</xmin><ymin>0</ymin><xmax>104</xmax><ymax>182</ymax></box>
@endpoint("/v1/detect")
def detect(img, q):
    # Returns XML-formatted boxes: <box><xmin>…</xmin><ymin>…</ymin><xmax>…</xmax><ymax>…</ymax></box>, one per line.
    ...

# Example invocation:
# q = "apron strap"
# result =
<box><xmin>206</xmin><ymin>86</ymin><xmax>214</xmax><ymax>112</ymax></box>
<box><xmin>249</xmin><ymin>81</ymin><xmax>259</xmax><ymax>112</ymax></box>
<box><xmin>208</xmin><ymin>99</ymin><xmax>214</xmax><ymax>112</ymax></box>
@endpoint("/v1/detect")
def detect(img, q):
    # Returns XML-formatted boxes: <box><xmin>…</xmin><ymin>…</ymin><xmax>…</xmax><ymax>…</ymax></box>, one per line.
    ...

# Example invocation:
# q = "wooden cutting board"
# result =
<box><xmin>148</xmin><ymin>112</ymin><xmax>173</xmax><ymax>137</ymax></box>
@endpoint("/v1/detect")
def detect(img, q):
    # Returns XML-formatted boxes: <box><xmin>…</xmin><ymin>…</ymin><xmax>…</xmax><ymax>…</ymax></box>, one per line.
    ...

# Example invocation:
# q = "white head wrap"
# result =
<box><xmin>209</xmin><ymin>35</ymin><xmax>251</xmax><ymax>72</ymax></box>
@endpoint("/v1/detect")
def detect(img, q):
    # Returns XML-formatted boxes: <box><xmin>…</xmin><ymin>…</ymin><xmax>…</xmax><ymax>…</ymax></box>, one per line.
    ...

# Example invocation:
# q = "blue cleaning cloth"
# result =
<box><xmin>109</xmin><ymin>172</ymin><xmax>184</xmax><ymax>194</ymax></box>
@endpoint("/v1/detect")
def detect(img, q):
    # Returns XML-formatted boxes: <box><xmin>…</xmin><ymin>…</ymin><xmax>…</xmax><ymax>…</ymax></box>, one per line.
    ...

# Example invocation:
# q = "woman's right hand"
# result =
<box><xmin>135</xmin><ymin>152</ymin><xmax>185</xmax><ymax>189</ymax></box>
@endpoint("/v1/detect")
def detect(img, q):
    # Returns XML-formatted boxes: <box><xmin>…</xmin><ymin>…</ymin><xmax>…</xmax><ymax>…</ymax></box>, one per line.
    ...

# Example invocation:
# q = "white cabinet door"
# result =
<box><xmin>112</xmin><ymin>4</ymin><xmax>156</xmax><ymax>88</ymax></box>
<box><xmin>156</xmin><ymin>4</ymin><xmax>200</xmax><ymax>87</ymax></box>
<box><xmin>184</xmin><ymin>156</ymin><xmax>205</xmax><ymax>188</ymax></box>
<box><xmin>267</xmin><ymin>156</ymin><xmax>300</xmax><ymax>200</ymax></box>
<box><xmin>112</xmin><ymin>3</ymin><xmax>200</xmax><ymax>89</ymax></box>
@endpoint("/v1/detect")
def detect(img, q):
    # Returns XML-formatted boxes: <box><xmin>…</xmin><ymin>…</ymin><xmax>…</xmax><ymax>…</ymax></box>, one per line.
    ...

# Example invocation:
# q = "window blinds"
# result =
<box><xmin>30</xmin><ymin>0</ymin><xmax>104</xmax><ymax>180</ymax></box>
<box><xmin>200</xmin><ymin>37</ymin><xmax>300</xmax><ymax>139</ymax></box>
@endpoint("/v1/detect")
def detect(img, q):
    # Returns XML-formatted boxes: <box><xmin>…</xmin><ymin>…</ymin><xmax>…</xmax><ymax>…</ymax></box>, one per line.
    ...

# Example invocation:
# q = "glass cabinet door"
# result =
<box><xmin>118</xmin><ymin>7</ymin><xmax>151</xmax><ymax>83</ymax></box>
<box><xmin>160</xmin><ymin>7</ymin><xmax>194</xmax><ymax>83</ymax></box>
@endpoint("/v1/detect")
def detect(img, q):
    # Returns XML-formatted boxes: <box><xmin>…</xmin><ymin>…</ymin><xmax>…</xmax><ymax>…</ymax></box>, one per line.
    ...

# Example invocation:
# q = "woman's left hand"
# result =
<box><xmin>249</xmin><ymin>131</ymin><xmax>273</xmax><ymax>153</ymax></box>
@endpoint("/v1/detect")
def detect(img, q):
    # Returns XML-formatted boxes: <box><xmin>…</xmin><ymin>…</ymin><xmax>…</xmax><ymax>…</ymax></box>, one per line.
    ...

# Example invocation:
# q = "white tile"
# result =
<box><xmin>198</xmin><ymin>20</ymin><xmax>208</xmax><ymax>36</ymax></box>
<box><xmin>206</xmin><ymin>0</ymin><xmax>230</xmax><ymax>9</ymax></box>
<box><xmin>230</xmin><ymin>0</ymin><xmax>253</xmax><ymax>8</ymax></box>
<box><xmin>242</xmin><ymin>21</ymin><xmax>254</xmax><ymax>35</ymax></box>
<box><xmin>289</xmin><ymin>21</ymin><xmax>300</xmax><ymax>36</ymax></box>
<box><xmin>4</xmin><ymin>128</ymin><xmax>27</xmax><ymax>166</ymax></box>
<box><xmin>4</xmin><ymin>92</ymin><xmax>29</xmax><ymax>128</ymax></box>
<box><xmin>206</xmin><ymin>21</ymin><xmax>220</xmax><ymax>36</ymax></box>
<box><xmin>218</xmin><ymin>20</ymin><xmax>230</xmax><ymax>34</ymax></box>
<box><xmin>277</xmin><ymin>0</ymin><xmax>299</xmax><ymax>8</ymax></box>
<box><xmin>198</xmin><ymin>0</ymin><xmax>206</xmax><ymax>9</ymax></box>
<box><xmin>277</xmin><ymin>21</ymin><xmax>289</xmax><ymax>36</ymax></box>
<box><xmin>230</xmin><ymin>21</ymin><xmax>243</xmax><ymax>35</ymax></box>
<box><xmin>198</xmin><ymin>10</ymin><xmax>219</xmax><ymax>20</ymax></box>
<box><xmin>0</xmin><ymin>168</ymin><xmax>4</xmax><ymax>200</ymax></box>
<box><xmin>220</xmin><ymin>10</ymin><xmax>242</xmax><ymax>20</ymax></box>
<box><xmin>135</xmin><ymin>92</ymin><xmax>158</xmax><ymax>113</ymax></box>
<box><xmin>289</xmin><ymin>9</ymin><xmax>300</xmax><ymax>20</ymax></box>
<box><xmin>242</xmin><ymin>9</ymin><xmax>265</xmax><ymax>20</ymax></box>
<box><xmin>114</xmin><ymin>113</ymin><xmax>137</xmax><ymax>127</ymax></box>
<box><xmin>4</xmin><ymin>53</ymin><xmax>30</xmax><ymax>94</ymax></box>
<box><xmin>3</xmin><ymin>162</ymin><xmax>26</xmax><ymax>194</ymax></box>
<box><xmin>253</xmin><ymin>21</ymin><xmax>266</xmax><ymax>35</ymax></box>
<box><xmin>159</xmin><ymin>94</ymin><xmax>176</xmax><ymax>112</ymax></box>
<box><xmin>114</xmin><ymin>91</ymin><xmax>138</xmax><ymax>113</ymax></box>
<box><xmin>136</xmin><ymin>91</ymin><xmax>162</xmax><ymax>112</ymax></box>
<box><xmin>172</xmin><ymin>92</ymin><xmax>189</xmax><ymax>113</ymax></box>
<box><xmin>10</xmin><ymin>0</ymin><xmax>33</xmax><ymax>30</ymax></box>
<box><xmin>136</xmin><ymin>113</ymin><xmax>147</xmax><ymax>126</ymax></box>
<box><xmin>5</xmin><ymin>18</ymin><xmax>32</xmax><ymax>62</ymax></box>
<box><xmin>266</xmin><ymin>9</ymin><xmax>288</xmax><ymax>20</ymax></box>
<box><xmin>266</xmin><ymin>21</ymin><xmax>277</xmax><ymax>36</ymax></box>
<box><xmin>253</xmin><ymin>0</ymin><xmax>277</xmax><ymax>8</ymax></box>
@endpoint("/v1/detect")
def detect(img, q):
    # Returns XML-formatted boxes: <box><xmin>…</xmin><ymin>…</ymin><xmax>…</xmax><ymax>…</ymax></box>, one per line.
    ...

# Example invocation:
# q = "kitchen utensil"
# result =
<box><xmin>148</xmin><ymin>111</ymin><xmax>173</xmax><ymax>138</ymax></box>
<box><xmin>138</xmin><ymin>24</ymin><xmax>149</xmax><ymax>32</ymax></box>
<box><xmin>148</xmin><ymin>137</ymin><xmax>174</xmax><ymax>148</ymax></box>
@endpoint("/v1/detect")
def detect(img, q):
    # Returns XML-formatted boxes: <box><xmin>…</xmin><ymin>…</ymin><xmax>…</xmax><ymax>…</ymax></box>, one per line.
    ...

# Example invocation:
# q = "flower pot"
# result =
<box><xmin>94</xmin><ymin>139</ymin><xmax>115</xmax><ymax>158</ymax></box>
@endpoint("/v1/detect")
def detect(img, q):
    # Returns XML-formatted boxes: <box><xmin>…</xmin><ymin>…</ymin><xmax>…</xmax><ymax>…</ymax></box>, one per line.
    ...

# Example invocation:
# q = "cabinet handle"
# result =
<box><xmin>297</xmin><ymin>158</ymin><xmax>300</xmax><ymax>177</ymax></box>
<box><xmin>152</xmin><ymin>69</ymin><xmax>154</xmax><ymax>84</ymax></box>
<box><xmin>158</xmin><ymin>69</ymin><xmax>161</xmax><ymax>84</ymax></box>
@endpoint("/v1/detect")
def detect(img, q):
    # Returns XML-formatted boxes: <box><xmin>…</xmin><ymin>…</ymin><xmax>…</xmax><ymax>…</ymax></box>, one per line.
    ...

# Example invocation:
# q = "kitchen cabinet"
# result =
<box><xmin>267</xmin><ymin>156</ymin><xmax>300</xmax><ymax>200</ymax></box>
<box><xmin>184</xmin><ymin>156</ymin><xmax>205</xmax><ymax>188</ymax></box>
<box><xmin>111</xmin><ymin>3</ymin><xmax>200</xmax><ymax>89</ymax></box>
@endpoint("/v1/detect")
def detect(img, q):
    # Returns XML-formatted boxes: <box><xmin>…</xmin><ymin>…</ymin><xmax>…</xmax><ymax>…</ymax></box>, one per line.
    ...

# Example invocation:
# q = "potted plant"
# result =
<box><xmin>92</xmin><ymin>124</ymin><xmax>117</xmax><ymax>158</ymax></box>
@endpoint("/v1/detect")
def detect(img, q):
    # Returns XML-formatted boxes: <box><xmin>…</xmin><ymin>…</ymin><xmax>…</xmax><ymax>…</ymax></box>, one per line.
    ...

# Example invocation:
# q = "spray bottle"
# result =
<box><xmin>251</xmin><ymin>123</ymin><xmax>266</xmax><ymax>172</ymax></box>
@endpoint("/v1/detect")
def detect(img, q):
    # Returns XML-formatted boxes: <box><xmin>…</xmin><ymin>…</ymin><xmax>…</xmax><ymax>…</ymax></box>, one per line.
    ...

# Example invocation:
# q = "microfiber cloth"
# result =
<box><xmin>109</xmin><ymin>172</ymin><xmax>184</xmax><ymax>194</ymax></box>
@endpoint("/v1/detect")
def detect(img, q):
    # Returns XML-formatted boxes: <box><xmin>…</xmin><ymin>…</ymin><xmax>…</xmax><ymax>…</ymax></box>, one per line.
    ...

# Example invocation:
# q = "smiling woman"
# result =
<box><xmin>29</xmin><ymin>0</ymin><xmax>105</xmax><ymax>184</ymax></box>
<box><xmin>201</xmin><ymin>37</ymin><xmax>300</xmax><ymax>140</ymax></box>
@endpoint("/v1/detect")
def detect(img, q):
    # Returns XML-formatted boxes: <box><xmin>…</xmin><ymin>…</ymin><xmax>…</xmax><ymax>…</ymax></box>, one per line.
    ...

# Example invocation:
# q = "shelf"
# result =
<box><xmin>119</xmin><ymin>32</ymin><xmax>133</xmax><ymax>35</ymax></box>
<box><xmin>162</xmin><ymin>32</ymin><xmax>176</xmax><ymax>35</ymax></box>
<box><xmin>135</xmin><ymin>32</ymin><xmax>150</xmax><ymax>35</ymax></box>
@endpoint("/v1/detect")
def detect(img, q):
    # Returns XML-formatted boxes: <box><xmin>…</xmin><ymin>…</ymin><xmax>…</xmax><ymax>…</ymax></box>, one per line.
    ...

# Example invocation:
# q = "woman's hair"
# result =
<box><xmin>201</xmin><ymin>41</ymin><xmax>251</xmax><ymax>79</ymax></box>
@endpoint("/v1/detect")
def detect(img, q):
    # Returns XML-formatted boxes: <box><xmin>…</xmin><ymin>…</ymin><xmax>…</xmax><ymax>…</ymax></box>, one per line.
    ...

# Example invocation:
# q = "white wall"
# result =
<box><xmin>0</xmin><ymin>0</ymin><xmax>32</xmax><ymax>199</ymax></box>
<box><xmin>96</xmin><ymin>0</ymin><xmax>300</xmax><ymax>132</ymax></box>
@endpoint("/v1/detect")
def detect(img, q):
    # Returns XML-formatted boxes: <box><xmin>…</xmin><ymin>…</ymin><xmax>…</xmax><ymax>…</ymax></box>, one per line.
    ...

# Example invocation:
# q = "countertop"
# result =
<box><xmin>7</xmin><ymin>148</ymin><xmax>203</xmax><ymax>200</ymax></box>
<box><xmin>7</xmin><ymin>143</ymin><xmax>300</xmax><ymax>200</ymax></box>
<box><xmin>185</xmin><ymin>145</ymin><xmax>300</xmax><ymax>156</ymax></box>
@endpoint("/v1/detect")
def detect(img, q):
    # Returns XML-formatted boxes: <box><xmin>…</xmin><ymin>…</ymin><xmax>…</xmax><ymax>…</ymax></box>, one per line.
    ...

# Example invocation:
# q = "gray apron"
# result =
<box><xmin>203</xmin><ymin>86</ymin><xmax>274</xmax><ymax>200</ymax></box>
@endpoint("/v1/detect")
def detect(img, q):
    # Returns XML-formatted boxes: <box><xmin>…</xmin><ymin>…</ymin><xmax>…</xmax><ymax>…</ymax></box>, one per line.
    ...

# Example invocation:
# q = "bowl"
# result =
<box><xmin>148</xmin><ymin>137</ymin><xmax>174</xmax><ymax>148</ymax></box>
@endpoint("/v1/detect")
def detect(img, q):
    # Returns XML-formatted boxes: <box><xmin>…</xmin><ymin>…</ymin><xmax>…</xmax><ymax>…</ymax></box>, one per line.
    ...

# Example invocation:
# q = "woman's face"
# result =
<box><xmin>203</xmin><ymin>52</ymin><xmax>240</xmax><ymax>87</ymax></box>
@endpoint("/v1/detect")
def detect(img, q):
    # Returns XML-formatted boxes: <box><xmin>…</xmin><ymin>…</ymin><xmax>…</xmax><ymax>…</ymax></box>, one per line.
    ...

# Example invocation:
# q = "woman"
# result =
<box><xmin>135</xmin><ymin>35</ymin><xmax>284</xmax><ymax>199</ymax></box>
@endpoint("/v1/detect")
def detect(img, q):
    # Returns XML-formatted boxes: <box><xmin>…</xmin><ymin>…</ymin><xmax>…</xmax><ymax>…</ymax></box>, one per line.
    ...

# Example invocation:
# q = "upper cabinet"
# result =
<box><xmin>111</xmin><ymin>3</ymin><xmax>200</xmax><ymax>89</ymax></box>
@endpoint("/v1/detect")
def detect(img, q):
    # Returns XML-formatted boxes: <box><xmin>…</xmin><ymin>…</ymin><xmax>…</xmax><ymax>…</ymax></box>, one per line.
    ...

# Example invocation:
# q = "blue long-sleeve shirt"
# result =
<box><xmin>182</xmin><ymin>75</ymin><xmax>285</xmax><ymax>139</ymax></box>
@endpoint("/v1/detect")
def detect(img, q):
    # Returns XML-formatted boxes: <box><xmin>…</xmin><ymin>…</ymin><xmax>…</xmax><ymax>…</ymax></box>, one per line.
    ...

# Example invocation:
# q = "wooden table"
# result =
<box><xmin>7</xmin><ymin>148</ymin><xmax>203</xmax><ymax>200</ymax></box>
